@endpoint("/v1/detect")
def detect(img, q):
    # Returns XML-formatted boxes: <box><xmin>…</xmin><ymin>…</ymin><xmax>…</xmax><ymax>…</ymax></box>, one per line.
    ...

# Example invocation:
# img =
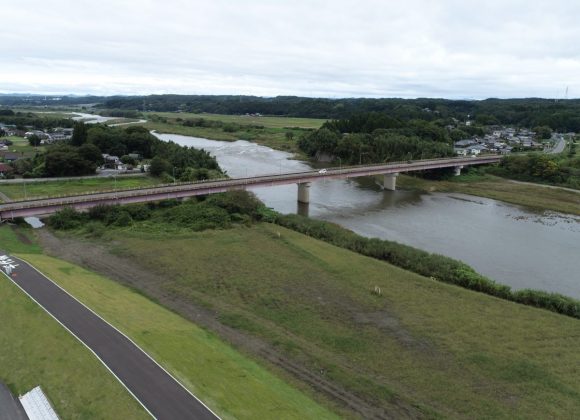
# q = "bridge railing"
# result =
<box><xmin>0</xmin><ymin>155</ymin><xmax>502</xmax><ymax>211</ymax></box>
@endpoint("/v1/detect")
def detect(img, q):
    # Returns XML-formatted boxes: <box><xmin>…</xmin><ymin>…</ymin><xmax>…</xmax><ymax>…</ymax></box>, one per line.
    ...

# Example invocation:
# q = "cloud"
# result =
<box><xmin>1</xmin><ymin>0</ymin><xmax>579</xmax><ymax>98</ymax></box>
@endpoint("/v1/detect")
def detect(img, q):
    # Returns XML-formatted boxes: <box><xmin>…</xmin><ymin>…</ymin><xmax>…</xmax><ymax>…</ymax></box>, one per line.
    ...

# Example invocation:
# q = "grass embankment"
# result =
<box><xmin>0</xmin><ymin>176</ymin><xmax>161</xmax><ymax>201</ymax></box>
<box><xmin>0</xmin><ymin>226</ymin><xmax>336</xmax><ymax>419</ymax></box>
<box><xmin>97</xmin><ymin>223</ymin><xmax>580</xmax><ymax>418</ymax></box>
<box><xmin>399</xmin><ymin>173</ymin><xmax>580</xmax><ymax>216</ymax></box>
<box><xmin>141</xmin><ymin>112</ymin><xmax>325</xmax><ymax>154</ymax></box>
<box><xmin>0</xmin><ymin>227</ymin><xmax>148</xmax><ymax>419</ymax></box>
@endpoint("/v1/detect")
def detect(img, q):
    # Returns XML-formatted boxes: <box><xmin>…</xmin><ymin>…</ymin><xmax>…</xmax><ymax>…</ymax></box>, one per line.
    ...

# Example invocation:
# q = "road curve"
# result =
<box><xmin>0</xmin><ymin>254</ymin><xmax>219</xmax><ymax>420</ymax></box>
<box><xmin>549</xmin><ymin>137</ymin><xmax>567</xmax><ymax>154</ymax></box>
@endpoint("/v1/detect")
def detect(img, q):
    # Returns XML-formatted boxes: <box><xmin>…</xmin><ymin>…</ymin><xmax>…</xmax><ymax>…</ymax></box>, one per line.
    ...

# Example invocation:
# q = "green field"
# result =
<box><xmin>78</xmin><ymin>223</ymin><xmax>580</xmax><ymax>418</ymax></box>
<box><xmin>141</xmin><ymin>112</ymin><xmax>325</xmax><ymax>154</ymax></box>
<box><xmin>0</xmin><ymin>176</ymin><xmax>161</xmax><ymax>201</ymax></box>
<box><xmin>398</xmin><ymin>174</ymin><xmax>580</xmax><ymax>215</ymax></box>
<box><xmin>2</xmin><ymin>136</ymin><xmax>41</xmax><ymax>154</ymax></box>
<box><xmin>0</xmin><ymin>228</ymin><xmax>148</xmax><ymax>419</ymax></box>
<box><xmin>0</xmin><ymin>226</ymin><xmax>337</xmax><ymax>419</ymax></box>
<box><xmin>146</xmin><ymin>112</ymin><xmax>326</xmax><ymax>129</ymax></box>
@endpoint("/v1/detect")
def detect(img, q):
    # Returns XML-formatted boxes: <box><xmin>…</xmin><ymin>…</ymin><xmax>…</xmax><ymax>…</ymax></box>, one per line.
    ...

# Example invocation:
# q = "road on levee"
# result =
<box><xmin>0</xmin><ymin>253</ymin><xmax>219</xmax><ymax>420</ymax></box>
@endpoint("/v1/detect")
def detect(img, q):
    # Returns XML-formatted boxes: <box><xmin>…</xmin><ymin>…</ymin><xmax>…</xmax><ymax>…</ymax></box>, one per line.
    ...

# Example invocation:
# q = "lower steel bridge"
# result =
<box><xmin>0</xmin><ymin>155</ymin><xmax>501</xmax><ymax>220</ymax></box>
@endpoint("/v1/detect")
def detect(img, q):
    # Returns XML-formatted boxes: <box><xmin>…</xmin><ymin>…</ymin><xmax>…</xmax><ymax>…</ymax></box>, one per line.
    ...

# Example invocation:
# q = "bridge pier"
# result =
<box><xmin>454</xmin><ymin>165</ymin><xmax>464</xmax><ymax>176</ymax></box>
<box><xmin>376</xmin><ymin>173</ymin><xmax>399</xmax><ymax>191</ymax></box>
<box><xmin>297</xmin><ymin>182</ymin><xmax>311</xmax><ymax>204</ymax></box>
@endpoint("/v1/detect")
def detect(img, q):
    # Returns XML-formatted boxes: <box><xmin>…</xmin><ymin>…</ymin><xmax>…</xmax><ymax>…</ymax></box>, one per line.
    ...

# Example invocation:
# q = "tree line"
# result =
<box><xmin>4</xmin><ymin>95</ymin><xmax>580</xmax><ymax>131</ymax></box>
<box><xmin>297</xmin><ymin>113</ymin><xmax>456</xmax><ymax>164</ymax></box>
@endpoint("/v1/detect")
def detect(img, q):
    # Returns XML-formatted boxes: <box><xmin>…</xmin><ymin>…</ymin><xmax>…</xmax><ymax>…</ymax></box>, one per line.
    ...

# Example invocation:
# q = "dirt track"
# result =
<box><xmin>37</xmin><ymin>229</ymin><xmax>421</xmax><ymax>419</ymax></box>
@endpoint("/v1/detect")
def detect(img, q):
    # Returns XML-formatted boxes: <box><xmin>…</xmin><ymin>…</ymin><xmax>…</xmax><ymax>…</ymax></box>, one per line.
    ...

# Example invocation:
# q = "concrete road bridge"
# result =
<box><xmin>0</xmin><ymin>155</ymin><xmax>501</xmax><ymax>220</ymax></box>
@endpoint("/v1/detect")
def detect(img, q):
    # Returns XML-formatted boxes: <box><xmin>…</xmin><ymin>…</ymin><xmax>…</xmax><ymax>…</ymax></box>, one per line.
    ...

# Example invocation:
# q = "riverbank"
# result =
<box><xmin>34</xmin><ymin>219</ymin><xmax>580</xmax><ymax>419</ymax></box>
<box><xmin>398</xmin><ymin>173</ymin><xmax>580</xmax><ymax>216</ymax></box>
<box><xmin>140</xmin><ymin>112</ymin><xmax>324</xmax><ymax>157</ymax></box>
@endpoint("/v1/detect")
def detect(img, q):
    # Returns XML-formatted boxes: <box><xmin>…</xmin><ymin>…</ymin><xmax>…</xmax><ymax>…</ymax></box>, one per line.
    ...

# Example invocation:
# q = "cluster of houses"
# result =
<box><xmin>453</xmin><ymin>127</ymin><xmax>555</xmax><ymax>156</ymax></box>
<box><xmin>0</xmin><ymin>123</ymin><xmax>73</xmax><ymax>145</ymax></box>
<box><xmin>23</xmin><ymin>128</ymin><xmax>73</xmax><ymax>144</ymax></box>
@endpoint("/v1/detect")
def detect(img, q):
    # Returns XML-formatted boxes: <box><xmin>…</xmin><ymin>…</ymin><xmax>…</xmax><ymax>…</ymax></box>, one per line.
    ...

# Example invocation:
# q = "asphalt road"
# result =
<box><xmin>0</xmin><ymin>254</ymin><xmax>219</xmax><ymax>420</ymax></box>
<box><xmin>0</xmin><ymin>382</ymin><xmax>27</xmax><ymax>420</ymax></box>
<box><xmin>549</xmin><ymin>137</ymin><xmax>567</xmax><ymax>154</ymax></box>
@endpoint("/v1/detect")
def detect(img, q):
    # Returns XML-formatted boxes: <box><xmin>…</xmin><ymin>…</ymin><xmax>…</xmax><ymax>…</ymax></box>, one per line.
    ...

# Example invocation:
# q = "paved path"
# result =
<box><xmin>507</xmin><ymin>179</ymin><xmax>580</xmax><ymax>194</ymax></box>
<box><xmin>0</xmin><ymin>254</ymin><xmax>219</xmax><ymax>420</ymax></box>
<box><xmin>0</xmin><ymin>382</ymin><xmax>27</xmax><ymax>420</ymax></box>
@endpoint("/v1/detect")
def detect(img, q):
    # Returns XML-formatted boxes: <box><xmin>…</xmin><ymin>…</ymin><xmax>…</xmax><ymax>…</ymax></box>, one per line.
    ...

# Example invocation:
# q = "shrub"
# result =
<box><xmin>158</xmin><ymin>202</ymin><xmax>231</xmax><ymax>231</ymax></box>
<box><xmin>85</xmin><ymin>221</ymin><xmax>106</xmax><ymax>237</ymax></box>
<box><xmin>114</xmin><ymin>211</ymin><xmax>133</xmax><ymax>227</ymax></box>
<box><xmin>47</xmin><ymin>207</ymin><xmax>86</xmax><ymax>230</ymax></box>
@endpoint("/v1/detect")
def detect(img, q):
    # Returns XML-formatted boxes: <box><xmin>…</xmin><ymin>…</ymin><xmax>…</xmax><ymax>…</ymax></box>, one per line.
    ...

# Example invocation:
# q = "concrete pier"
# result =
<box><xmin>297</xmin><ymin>182</ymin><xmax>311</xmax><ymax>204</ymax></box>
<box><xmin>377</xmin><ymin>173</ymin><xmax>399</xmax><ymax>191</ymax></box>
<box><xmin>454</xmin><ymin>165</ymin><xmax>464</xmax><ymax>176</ymax></box>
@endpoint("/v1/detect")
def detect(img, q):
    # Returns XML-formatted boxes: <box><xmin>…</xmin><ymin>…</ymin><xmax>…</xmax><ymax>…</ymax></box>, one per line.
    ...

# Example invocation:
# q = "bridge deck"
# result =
<box><xmin>0</xmin><ymin>156</ymin><xmax>500</xmax><ymax>218</ymax></box>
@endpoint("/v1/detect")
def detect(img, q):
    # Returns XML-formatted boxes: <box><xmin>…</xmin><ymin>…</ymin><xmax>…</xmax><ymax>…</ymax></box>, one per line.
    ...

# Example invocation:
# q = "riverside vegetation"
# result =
<box><xmin>37</xmin><ymin>191</ymin><xmax>580</xmax><ymax>418</ymax></box>
<box><xmin>46</xmin><ymin>192</ymin><xmax>580</xmax><ymax>319</ymax></box>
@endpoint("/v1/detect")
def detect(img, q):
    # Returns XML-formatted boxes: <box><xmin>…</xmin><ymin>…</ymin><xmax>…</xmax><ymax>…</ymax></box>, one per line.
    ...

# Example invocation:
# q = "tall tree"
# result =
<box><xmin>71</xmin><ymin>121</ymin><xmax>88</xmax><ymax>146</ymax></box>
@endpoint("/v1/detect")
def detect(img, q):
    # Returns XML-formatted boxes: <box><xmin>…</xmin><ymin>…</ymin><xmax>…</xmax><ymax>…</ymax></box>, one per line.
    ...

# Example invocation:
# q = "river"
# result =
<box><xmin>156</xmin><ymin>133</ymin><xmax>580</xmax><ymax>299</ymax></box>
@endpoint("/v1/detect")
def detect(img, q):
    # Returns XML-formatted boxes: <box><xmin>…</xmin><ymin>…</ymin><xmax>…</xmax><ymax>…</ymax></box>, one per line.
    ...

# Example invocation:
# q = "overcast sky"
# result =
<box><xmin>2</xmin><ymin>0</ymin><xmax>579</xmax><ymax>99</ymax></box>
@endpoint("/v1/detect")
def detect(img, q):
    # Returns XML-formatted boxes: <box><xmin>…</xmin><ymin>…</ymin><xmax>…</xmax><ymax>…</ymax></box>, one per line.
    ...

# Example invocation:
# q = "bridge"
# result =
<box><xmin>0</xmin><ymin>155</ymin><xmax>501</xmax><ymax>219</ymax></box>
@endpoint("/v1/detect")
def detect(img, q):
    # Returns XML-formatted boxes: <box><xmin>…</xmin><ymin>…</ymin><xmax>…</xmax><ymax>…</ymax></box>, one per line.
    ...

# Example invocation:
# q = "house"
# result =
<box><xmin>24</xmin><ymin>130</ymin><xmax>49</xmax><ymax>140</ymax></box>
<box><xmin>47</xmin><ymin>128</ymin><xmax>73</xmax><ymax>142</ymax></box>
<box><xmin>454</xmin><ymin>148</ymin><xmax>468</xmax><ymax>156</ymax></box>
<box><xmin>101</xmin><ymin>154</ymin><xmax>122</xmax><ymax>169</ymax></box>
<box><xmin>467</xmin><ymin>144</ymin><xmax>487</xmax><ymax>156</ymax></box>
<box><xmin>0</xmin><ymin>152</ymin><xmax>20</xmax><ymax>162</ymax></box>
<box><xmin>0</xmin><ymin>163</ymin><xmax>13</xmax><ymax>177</ymax></box>
<box><xmin>500</xmin><ymin>146</ymin><xmax>513</xmax><ymax>155</ymax></box>
<box><xmin>455</xmin><ymin>139</ymin><xmax>476</xmax><ymax>147</ymax></box>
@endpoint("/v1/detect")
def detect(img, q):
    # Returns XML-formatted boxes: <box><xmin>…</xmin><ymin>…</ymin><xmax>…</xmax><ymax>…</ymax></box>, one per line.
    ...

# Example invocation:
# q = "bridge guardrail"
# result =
<box><xmin>0</xmin><ymin>155</ymin><xmax>502</xmax><ymax>213</ymax></box>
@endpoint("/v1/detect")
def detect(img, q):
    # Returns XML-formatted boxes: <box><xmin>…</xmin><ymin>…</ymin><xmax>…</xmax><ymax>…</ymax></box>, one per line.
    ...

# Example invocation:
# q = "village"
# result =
<box><xmin>0</xmin><ymin>123</ymin><xmax>146</xmax><ymax>178</ymax></box>
<box><xmin>453</xmin><ymin>125</ymin><xmax>565</xmax><ymax>156</ymax></box>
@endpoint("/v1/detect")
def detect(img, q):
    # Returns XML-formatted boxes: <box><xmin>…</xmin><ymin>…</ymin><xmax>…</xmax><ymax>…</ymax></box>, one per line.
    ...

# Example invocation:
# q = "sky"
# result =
<box><xmin>2</xmin><ymin>0</ymin><xmax>580</xmax><ymax>99</ymax></box>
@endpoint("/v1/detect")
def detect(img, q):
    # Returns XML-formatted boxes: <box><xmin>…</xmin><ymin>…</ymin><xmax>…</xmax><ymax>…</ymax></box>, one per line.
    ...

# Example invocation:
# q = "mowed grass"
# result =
<box><xmin>0</xmin><ymin>229</ymin><xmax>147</xmax><ymax>419</ymax></box>
<box><xmin>106</xmin><ymin>223</ymin><xmax>580</xmax><ymax>418</ymax></box>
<box><xmin>399</xmin><ymin>173</ymin><xmax>580</xmax><ymax>215</ymax></box>
<box><xmin>0</xmin><ymin>176</ymin><xmax>161</xmax><ymax>201</ymax></box>
<box><xmin>16</xmin><ymin>252</ymin><xmax>337</xmax><ymax>420</ymax></box>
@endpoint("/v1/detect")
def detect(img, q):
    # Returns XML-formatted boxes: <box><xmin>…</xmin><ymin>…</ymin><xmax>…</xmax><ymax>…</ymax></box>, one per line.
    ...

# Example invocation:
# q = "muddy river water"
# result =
<box><xmin>156</xmin><ymin>133</ymin><xmax>580</xmax><ymax>299</ymax></box>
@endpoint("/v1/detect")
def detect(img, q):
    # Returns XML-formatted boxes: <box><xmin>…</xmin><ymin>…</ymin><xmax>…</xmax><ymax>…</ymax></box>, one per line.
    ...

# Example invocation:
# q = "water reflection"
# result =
<box><xmin>155</xmin><ymin>133</ymin><xmax>580</xmax><ymax>299</ymax></box>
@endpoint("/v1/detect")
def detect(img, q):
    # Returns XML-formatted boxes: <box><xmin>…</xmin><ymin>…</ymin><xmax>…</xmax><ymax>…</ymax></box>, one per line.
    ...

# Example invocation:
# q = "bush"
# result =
<box><xmin>47</xmin><ymin>207</ymin><xmax>86</xmax><ymax>230</ymax></box>
<box><xmin>114</xmin><ymin>211</ymin><xmax>133</xmax><ymax>227</ymax></box>
<box><xmin>158</xmin><ymin>202</ymin><xmax>231</xmax><ymax>231</ymax></box>
<box><xmin>205</xmin><ymin>191</ymin><xmax>263</xmax><ymax>219</ymax></box>
<box><xmin>85</xmin><ymin>221</ymin><xmax>106</xmax><ymax>237</ymax></box>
